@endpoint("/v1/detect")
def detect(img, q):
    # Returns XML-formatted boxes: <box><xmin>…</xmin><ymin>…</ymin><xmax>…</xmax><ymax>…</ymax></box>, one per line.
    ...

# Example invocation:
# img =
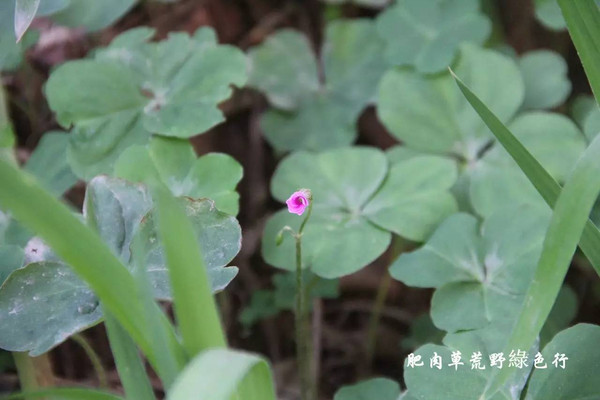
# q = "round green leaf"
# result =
<box><xmin>391</xmin><ymin>205</ymin><xmax>550</xmax><ymax>334</ymax></box>
<box><xmin>84</xmin><ymin>176</ymin><xmax>152</xmax><ymax>263</ymax></box>
<box><xmin>247</xmin><ymin>30</ymin><xmax>319</xmax><ymax>110</ymax></box>
<box><xmin>376</xmin><ymin>0</ymin><xmax>491</xmax><ymax>73</ymax></box>
<box><xmin>334</xmin><ymin>378</ymin><xmax>400</xmax><ymax>400</ymax></box>
<box><xmin>534</xmin><ymin>0</ymin><xmax>566</xmax><ymax>30</ymax></box>
<box><xmin>0</xmin><ymin>262</ymin><xmax>102</xmax><ymax>356</ymax></box>
<box><xmin>115</xmin><ymin>136</ymin><xmax>243</xmax><ymax>215</ymax></box>
<box><xmin>250</xmin><ymin>20</ymin><xmax>387</xmax><ymax>151</ymax></box>
<box><xmin>24</xmin><ymin>132</ymin><xmax>78</xmax><ymax>197</ymax></box>
<box><xmin>265</xmin><ymin>147</ymin><xmax>457</xmax><ymax>277</ymax></box>
<box><xmin>51</xmin><ymin>0</ymin><xmax>136</xmax><ymax>32</ymax></box>
<box><xmin>46</xmin><ymin>27</ymin><xmax>247</xmax><ymax>179</ymax></box>
<box><xmin>377</xmin><ymin>45</ymin><xmax>524</xmax><ymax>160</ymax></box>
<box><xmin>525</xmin><ymin>324</ymin><xmax>600</xmax><ymax>400</ymax></box>
<box><xmin>133</xmin><ymin>198</ymin><xmax>241</xmax><ymax>298</ymax></box>
<box><xmin>519</xmin><ymin>50</ymin><xmax>571</xmax><ymax>110</ymax></box>
<box><xmin>470</xmin><ymin>112</ymin><xmax>587</xmax><ymax>217</ymax></box>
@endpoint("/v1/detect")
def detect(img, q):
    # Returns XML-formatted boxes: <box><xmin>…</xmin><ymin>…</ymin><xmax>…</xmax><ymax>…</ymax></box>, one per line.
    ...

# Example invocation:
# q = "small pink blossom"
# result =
<box><xmin>286</xmin><ymin>189</ymin><xmax>311</xmax><ymax>215</ymax></box>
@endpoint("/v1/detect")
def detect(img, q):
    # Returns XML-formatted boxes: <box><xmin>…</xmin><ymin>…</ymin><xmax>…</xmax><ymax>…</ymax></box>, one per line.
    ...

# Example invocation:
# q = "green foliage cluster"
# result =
<box><xmin>1</xmin><ymin>0</ymin><xmax>600</xmax><ymax>399</ymax></box>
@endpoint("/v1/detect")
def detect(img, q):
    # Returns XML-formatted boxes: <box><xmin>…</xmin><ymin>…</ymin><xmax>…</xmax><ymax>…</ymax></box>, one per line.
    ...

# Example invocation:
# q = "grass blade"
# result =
<box><xmin>152</xmin><ymin>186</ymin><xmax>226</xmax><ymax>356</ymax></box>
<box><xmin>0</xmin><ymin>159</ymin><xmax>176</xmax><ymax>373</ymax></box>
<box><xmin>451</xmin><ymin>71</ymin><xmax>600</xmax><ymax>276</ymax></box>
<box><xmin>129</xmin><ymin>234</ymin><xmax>186</xmax><ymax>389</ymax></box>
<box><xmin>484</xmin><ymin>134</ymin><xmax>600</xmax><ymax>396</ymax></box>
<box><xmin>167</xmin><ymin>349</ymin><xmax>277</xmax><ymax>400</ymax></box>
<box><xmin>0</xmin><ymin>388</ymin><xmax>124</xmax><ymax>400</ymax></box>
<box><xmin>104</xmin><ymin>311</ymin><xmax>156</xmax><ymax>400</ymax></box>
<box><xmin>559</xmin><ymin>0</ymin><xmax>600</xmax><ymax>104</ymax></box>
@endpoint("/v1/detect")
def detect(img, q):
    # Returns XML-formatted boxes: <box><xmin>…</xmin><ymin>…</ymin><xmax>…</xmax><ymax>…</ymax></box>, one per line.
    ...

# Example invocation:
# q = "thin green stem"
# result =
<box><xmin>365</xmin><ymin>236</ymin><xmax>405</xmax><ymax>370</ymax></box>
<box><xmin>72</xmin><ymin>333</ymin><xmax>108</xmax><ymax>389</ymax></box>
<box><xmin>294</xmin><ymin>200</ymin><xmax>313</xmax><ymax>400</ymax></box>
<box><xmin>12</xmin><ymin>353</ymin><xmax>54</xmax><ymax>400</ymax></box>
<box><xmin>295</xmin><ymin>236</ymin><xmax>309</xmax><ymax>400</ymax></box>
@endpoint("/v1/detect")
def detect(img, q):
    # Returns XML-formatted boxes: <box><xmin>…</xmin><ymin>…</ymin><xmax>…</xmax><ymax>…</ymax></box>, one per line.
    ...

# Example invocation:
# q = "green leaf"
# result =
<box><xmin>84</xmin><ymin>176</ymin><xmax>152</xmax><ymax>263</ymax></box>
<box><xmin>134</xmin><ymin>197</ymin><xmax>241</xmax><ymax>299</ymax></box>
<box><xmin>484</xmin><ymin>133</ymin><xmax>600</xmax><ymax>397</ymax></box>
<box><xmin>247</xmin><ymin>30</ymin><xmax>319</xmax><ymax>110</ymax></box>
<box><xmin>334</xmin><ymin>378</ymin><xmax>400</xmax><ymax>400</ymax></box>
<box><xmin>403</xmin><ymin>342</ymin><xmax>521</xmax><ymax>400</ymax></box>
<box><xmin>14</xmin><ymin>0</ymin><xmax>40</xmax><ymax>42</ymax></box>
<box><xmin>535</xmin><ymin>0</ymin><xmax>566</xmax><ymax>30</ymax></box>
<box><xmin>539</xmin><ymin>285</ymin><xmax>578</xmax><ymax>347</ymax></box>
<box><xmin>51</xmin><ymin>0</ymin><xmax>136</xmax><ymax>32</ymax></box>
<box><xmin>249</xmin><ymin>20</ymin><xmax>388</xmax><ymax>151</ymax></box>
<box><xmin>321</xmin><ymin>0</ymin><xmax>389</xmax><ymax>8</ymax></box>
<box><xmin>0</xmin><ymin>245</ymin><xmax>24</xmax><ymax>284</ymax></box>
<box><xmin>0</xmin><ymin>1</ymin><xmax>38</xmax><ymax>71</ymax></box>
<box><xmin>391</xmin><ymin>206</ymin><xmax>550</xmax><ymax>334</ymax></box>
<box><xmin>401</xmin><ymin>313</ymin><xmax>444</xmax><ymax>351</ymax></box>
<box><xmin>378</xmin><ymin>45</ymin><xmax>523</xmax><ymax>162</ymax></box>
<box><xmin>115</xmin><ymin>136</ymin><xmax>242</xmax><ymax>215</ymax></box>
<box><xmin>46</xmin><ymin>27</ymin><xmax>247</xmax><ymax>179</ymax></box>
<box><xmin>0</xmin><ymin>387</ymin><xmax>125</xmax><ymax>400</ymax></box>
<box><xmin>24</xmin><ymin>132</ymin><xmax>78</xmax><ymax>197</ymax></box>
<box><xmin>452</xmin><ymin>69</ymin><xmax>600</xmax><ymax>281</ymax></box>
<box><xmin>376</xmin><ymin>0</ymin><xmax>491</xmax><ymax>73</ymax></box>
<box><xmin>166</xmin><ymin>348</ymin><xmax>276</xmax><ymax>400</ymax></box>
<box><xmin>0</xmin><ymin>158</ymin><xmax>181</xmax><ymax>372</ymax></box>
<box><xmin>559</xmin><ymin>0</ymin><xmax>600</xmax><ymax>104</ymax></box>
<box><xmin>518</xmin><ymin>50</ymin><xmax>571</xmax><ymax>110</ymax></box>
<box><xmin>153</xmin><ymin>186</ymin><xmax>226</xmax><ymax>357</ymax></box>
<box><xmin>470</xmin><ymin>112</ymin><xmax>587</xmax><ymax>217</ymax></box>
<box><xmin>525</xmin><ymin>324</ymin><xmax>600</xmax><ymax>400</ymax></box>
<box><xmin>0</xmin><ymin>262</ymin><xmax>102</xmax><ymax>356</ymax></box>
<box><xmin>263</xmin><ymin>147</ymin><xmax>457</xmax><ymax>278</ymax></box>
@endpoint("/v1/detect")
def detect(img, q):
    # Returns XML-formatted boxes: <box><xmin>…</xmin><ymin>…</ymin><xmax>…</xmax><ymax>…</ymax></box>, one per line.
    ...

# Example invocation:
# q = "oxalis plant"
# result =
<box><xmin>2</xmin><ymin>0</ymin><xmax>600</xmax><ymax>400</ymax></box>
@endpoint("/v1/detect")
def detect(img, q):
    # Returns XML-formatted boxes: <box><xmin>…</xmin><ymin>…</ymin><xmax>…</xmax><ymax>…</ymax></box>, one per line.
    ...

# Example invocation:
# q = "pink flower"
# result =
<box><xmin>286</xmin><ymin>189</ymin><xmax>311</xmax><ymax>215</ymax></box>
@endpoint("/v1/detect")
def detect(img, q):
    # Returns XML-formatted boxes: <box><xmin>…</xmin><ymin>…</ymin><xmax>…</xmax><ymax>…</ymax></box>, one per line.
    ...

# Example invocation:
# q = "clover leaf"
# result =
<box><xmin>376</xmin><ymin>0</ymin><xmax>491</xmax><ymax>74</ymax></box>
<box><xmin>321</xmin><ymin>0</ymin><xmax>389</xmax><ymax>8</ymax></box>
<box><xmin>132</xmin><ymin>197</ymin><xmax>241</xmax><ymax>299</ymax></box>
<box><xmin>248</xmin><ymin>20</ymin><xmax>388</xmax><ymax>151</ymax></box>
<box><xmin>50</xmin><ymin>0</ymin><xmax>136</xmax><ymax>32</ymax></box>
<box><xmin>378</xmin><ymin>45</ymin><xmax>524</xmax><ymax>163</ymax></box>
<box><xmin>534</xmin><ymin>0</ymin><xmax>566</xmax><ymax>30</ymax></box>
<box><xmin>334</xmin><ymin>378</ymin><xmax>401</xmax><ymax>400</ymax></box>
<box><xmin>390</xmin><ymin>206</ymin><xmax>550</xmax><ymax>335</ymax></box>
<box><xmin>0</xmin><ymin>176</ymin><xmax>241</xmax><ymax>355</ymax></box>
<box><xmin>519</xmin><ymin>50</ymin><xmax>571</xmax><ymax>110</ymax></box>
<box><xmin>262</xmin><ymin>147</ymin><xmax>457</xmax><ymax>278</ymax></box>
<box><xmin>46</xmin><ymin>27</ymin><xmax>247</xmax><ymax>179</ymax></box>
<box><xmin>469</xmin><ymin>112</ymin><xmax>587</xmax><ymax>217</ymax></box>
<box><xmin>525</xmin><ymin>324</ymin><xmax>600</xmax><ymax>400</ymax></box>
<box><xmin>114</xmin><ymin>136</ymin><xmax>243</xmax><ymax>215</ymax></box>
<box><xmin>24</xmin><ymin>132</ymin><xmax>79</xmax><ymax>197</ymax></box>
<box><xmin>0</xmin><ymin>261</ymin><xmax>102</xmax><ymax>356</ymax></box>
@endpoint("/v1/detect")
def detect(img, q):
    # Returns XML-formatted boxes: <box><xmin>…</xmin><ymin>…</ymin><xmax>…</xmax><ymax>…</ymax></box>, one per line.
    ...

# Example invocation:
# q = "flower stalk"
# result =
<box><xmin>279</xmin><ymin>189</ymin><xmax>314</xmax><ymax>400</ymax></box>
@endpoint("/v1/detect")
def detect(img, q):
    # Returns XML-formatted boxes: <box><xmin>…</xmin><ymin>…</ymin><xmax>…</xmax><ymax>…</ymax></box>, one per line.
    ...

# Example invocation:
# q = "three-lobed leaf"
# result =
<box><xmin>262</xmin><ymin>147</ymin><xmax>457</xmax><ymax>278</ymax></box>
<box><xmin>46</xmin><ymin>27</ymin><xmax>247</xmax><ymax>179</ymax></box>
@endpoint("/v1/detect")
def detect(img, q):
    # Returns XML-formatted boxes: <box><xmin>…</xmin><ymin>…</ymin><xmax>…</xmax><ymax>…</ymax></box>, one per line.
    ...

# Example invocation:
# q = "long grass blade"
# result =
<box><xmin>558</xmin><ymin>0</ymin><xmax>600</xmax><ymax>104</ymax></box>
<box><xmin>152</xmin><ymin>186</ymin><xmax>226</xmax><ymax>357</ymax></box>
<box><xmin>129</xmin><ymin>234</ymin><xmax>186</xmax><ymax>389</ymax></box>
<box><xmin>0</xmin><ymin>388</ymin><xmax>124</xmax><ymax>400</ymax></box>
<box><xmin>167</xmin><ymin>349</ymin><xmax>277</xmax><ymax>400</ymax></box>
<box><xmin>451</xmin><ymin>71</ymin><xmax>600</xmax><ymax>276</ymax></box>
<box><xmin>484</xmin><ymin>134</ymin><xmax>600</xmax><ymax>396</ymax></box>
<box><xmin>104</xmin><ymin>311</ymin><xmax>156</xmax><ymax>400</ymax></box>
